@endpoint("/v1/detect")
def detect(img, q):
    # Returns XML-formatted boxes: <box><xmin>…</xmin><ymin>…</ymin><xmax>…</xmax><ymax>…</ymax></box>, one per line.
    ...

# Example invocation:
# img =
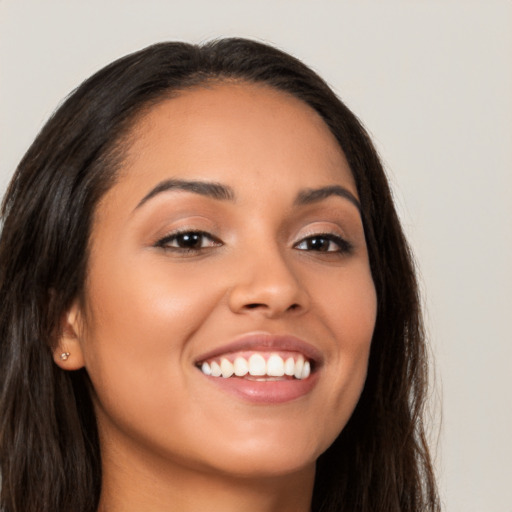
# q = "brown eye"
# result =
<box><xmin>174</xmin><ymin>233</ymin><xmax>204</xmax><ymax>249</ymax></box>
<box><xmin>294</xmin><ymin>234</ymin><xmax>353</xmax><ymax>254</ymax></box>
<box><xmin>156</xmin><ymin>231</ymin><xmax>221</xmax><ymax>252</ymax></box>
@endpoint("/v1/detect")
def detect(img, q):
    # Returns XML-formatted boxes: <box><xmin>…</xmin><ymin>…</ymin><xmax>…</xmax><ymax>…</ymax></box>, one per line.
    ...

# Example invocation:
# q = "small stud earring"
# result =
<box><xmin>60</xmin><ymin>352</ymin><xmax>70</xmax><ymax>361</ymax></box>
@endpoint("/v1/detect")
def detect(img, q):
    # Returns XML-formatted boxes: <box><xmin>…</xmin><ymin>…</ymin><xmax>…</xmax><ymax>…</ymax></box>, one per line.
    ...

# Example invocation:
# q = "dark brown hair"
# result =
<box><xmin>0</xmin><ymin>38</ymin><xmax>439</xmax><ymax>512</ymax></box>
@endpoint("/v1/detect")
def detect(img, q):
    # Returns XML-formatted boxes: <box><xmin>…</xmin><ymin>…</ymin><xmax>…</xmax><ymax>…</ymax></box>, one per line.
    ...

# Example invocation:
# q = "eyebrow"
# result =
<box><xmin>135</xmin><ymin>179</ymin><xmax>235</xmax><ymax>209</ymax></box>
<box><xmin>135</xmin><ymin>179</ymin><xmax>360</xmax><ymax>212</ymax></box>
<box><xmin>294</xmin><ymin>185</ymin><xmax>361</xmax><ymax>212</ymax></box>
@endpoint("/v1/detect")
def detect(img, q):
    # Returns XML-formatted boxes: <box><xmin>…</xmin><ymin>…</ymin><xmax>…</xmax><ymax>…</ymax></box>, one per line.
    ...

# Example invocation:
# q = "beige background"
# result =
<box><xmin>1</xmin><ymin>1</ymin><xmax>511</xmax><ymax>510</ymax></box>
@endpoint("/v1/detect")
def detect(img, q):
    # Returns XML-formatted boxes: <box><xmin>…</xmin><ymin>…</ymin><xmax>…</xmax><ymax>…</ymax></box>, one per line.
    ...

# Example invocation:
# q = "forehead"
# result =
<box><xmin>104</xmin><ymin>82</ymin><xmax>357</xmax><ymax>209</ymax></box>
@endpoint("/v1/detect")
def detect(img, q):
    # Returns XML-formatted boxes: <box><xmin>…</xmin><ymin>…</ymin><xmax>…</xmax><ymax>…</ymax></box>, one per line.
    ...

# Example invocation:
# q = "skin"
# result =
<box><xmin>55</xmin><ymin>82</ymin><xmax>377</xmax><ymax>512</ymax></box>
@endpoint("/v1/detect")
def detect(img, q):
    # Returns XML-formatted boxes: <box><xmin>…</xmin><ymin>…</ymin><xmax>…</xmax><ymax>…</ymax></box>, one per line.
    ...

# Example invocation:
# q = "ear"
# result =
<box><xmin>53</xmin><ymin>301</ymin><xmax>86</xmax><ymax>370</ymax></box>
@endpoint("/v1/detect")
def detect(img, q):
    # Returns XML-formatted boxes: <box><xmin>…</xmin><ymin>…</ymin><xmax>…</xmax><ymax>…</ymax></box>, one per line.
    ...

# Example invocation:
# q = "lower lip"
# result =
<box><xmin>201</xmin><ymin>372</ymin><xmax>319</xmax><ymax>404</ymax></box>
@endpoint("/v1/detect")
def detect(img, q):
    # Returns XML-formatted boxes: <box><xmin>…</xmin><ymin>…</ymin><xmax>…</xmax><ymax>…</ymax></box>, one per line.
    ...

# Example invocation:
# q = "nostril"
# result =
<box><xmin>243</xmin><ymin>302</ymin><xmax>300</xmax><ymax>311</ymax></box>
<box><xmin>245</xmin><ymin>303</ymin><xmax>266</xmax><ymax>309</ymax></box>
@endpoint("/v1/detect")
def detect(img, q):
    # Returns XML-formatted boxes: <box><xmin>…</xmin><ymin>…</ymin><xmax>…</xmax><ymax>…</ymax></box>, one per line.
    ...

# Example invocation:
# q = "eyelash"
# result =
<box><xmin>154</xmin><ymin>230</ymin><xmax>221</xmax><ymax>253</ymax></box>
<box><xmin>294</xmin><ymin>233</ymin><xmax>353</xmax><ymax>254</ymax></box>
<box><xmin>154</xmin><ymin>230</ymin><xmax>353</xmax><ymax>255</ymax></box>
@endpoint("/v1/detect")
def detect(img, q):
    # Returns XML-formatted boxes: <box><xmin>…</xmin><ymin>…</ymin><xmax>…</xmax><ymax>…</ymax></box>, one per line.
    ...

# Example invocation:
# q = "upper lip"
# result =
<box><xmin>194</xmin><ymin>332</ymin><xmax>323</xmax><ymax>366</ymax></box>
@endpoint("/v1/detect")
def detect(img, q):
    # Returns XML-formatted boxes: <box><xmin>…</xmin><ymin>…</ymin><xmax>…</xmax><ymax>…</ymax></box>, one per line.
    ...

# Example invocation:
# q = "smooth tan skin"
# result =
<box><xmin>55</xmin><ymin>83</ymin><xmax>377</xmax><ymax>512</ymax></box>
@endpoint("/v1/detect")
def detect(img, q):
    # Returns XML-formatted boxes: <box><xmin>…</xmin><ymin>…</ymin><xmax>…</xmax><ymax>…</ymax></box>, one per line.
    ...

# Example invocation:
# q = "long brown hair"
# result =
<box><xmin>0</xmin><ymin>38</ymin><xmax>439</xmax><ymax>512</ymax></box>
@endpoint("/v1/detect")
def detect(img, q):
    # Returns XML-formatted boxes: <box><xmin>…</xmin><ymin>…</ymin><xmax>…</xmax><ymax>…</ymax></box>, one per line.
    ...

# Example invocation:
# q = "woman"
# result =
<box><xmin>0</xmin><ymin>38</ymin><xmax>439</xmax><ymax>512</ymax></box>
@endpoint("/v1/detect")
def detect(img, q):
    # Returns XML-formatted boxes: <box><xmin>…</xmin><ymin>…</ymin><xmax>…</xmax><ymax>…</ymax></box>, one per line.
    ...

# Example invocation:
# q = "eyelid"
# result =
<box><xmin>292</xmin><ymin>221</ymin><xmax>354</xmax><ymax>253</ymax></box>
<box><xmin>293</xmin><ymin>222</ymin><xmax>347</xmax><ymax>242</ymax></box>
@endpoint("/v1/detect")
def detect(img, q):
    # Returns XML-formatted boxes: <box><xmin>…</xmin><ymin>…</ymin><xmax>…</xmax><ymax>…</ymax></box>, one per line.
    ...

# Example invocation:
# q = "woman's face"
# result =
<box><xmin>59</xmin><ymin>83</ymin><xmax>377</xmax><ymax>479</ymax></box>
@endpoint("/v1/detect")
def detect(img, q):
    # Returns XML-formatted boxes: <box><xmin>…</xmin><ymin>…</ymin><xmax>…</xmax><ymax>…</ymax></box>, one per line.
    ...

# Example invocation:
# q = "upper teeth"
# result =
<box><xmin>200</xmin><ymin>353</ymin><xmax>311</xmax><ymax>380</ymax></box>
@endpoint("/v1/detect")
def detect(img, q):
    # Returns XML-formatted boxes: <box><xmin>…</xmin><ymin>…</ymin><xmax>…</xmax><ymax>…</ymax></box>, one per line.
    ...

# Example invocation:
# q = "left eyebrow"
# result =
<box><xmin>294</xmin><ymin>185</ymin><xmax>361</xmax><ymax>212</ymax></box>
<box><xmin>135</xmin><ymin>179</ymin><xmax>235</xmax><ymax>210</ymax></box>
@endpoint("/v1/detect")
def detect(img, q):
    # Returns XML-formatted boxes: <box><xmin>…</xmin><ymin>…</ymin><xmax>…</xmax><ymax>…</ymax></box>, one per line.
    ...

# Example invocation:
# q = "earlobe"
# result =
<box><xmin>53</xmin><ymin>301</ymin><xmax>86</xmax><ymax>370</ymax></box>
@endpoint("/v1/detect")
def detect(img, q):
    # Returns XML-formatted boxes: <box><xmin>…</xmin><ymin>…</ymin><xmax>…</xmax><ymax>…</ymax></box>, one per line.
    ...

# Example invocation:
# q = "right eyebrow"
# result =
<box><xmin>294</xmin><ymin>185</ymin><xmax>361</xmax><ymax>213</ymax></box>
<box><xmin>134</xmin><ymin>179</ymin><xmax>235</xmax><ymax>210</ymax></box>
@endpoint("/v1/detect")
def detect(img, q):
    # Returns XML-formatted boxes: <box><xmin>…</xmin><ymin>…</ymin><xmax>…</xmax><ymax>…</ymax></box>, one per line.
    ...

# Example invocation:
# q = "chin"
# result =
<box><xmin>208</xmin><ymin>451</ymin><xmax>318</xmax><ymax>480</ymax></box>
<box><xmin>192</xmin><ymin>427</ymin><xmax>333</xmax><ymax>480</ymax></box>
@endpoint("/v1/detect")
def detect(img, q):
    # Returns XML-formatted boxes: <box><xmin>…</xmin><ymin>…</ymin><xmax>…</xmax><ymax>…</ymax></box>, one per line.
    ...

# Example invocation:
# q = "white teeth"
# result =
<box><xmin>210</xmin><ymin>361</ymin><xmax>222</xmax><ymax>377</ymax></box>
<box><xmin>301</xmin><ymin>360</ymin><xmax>311</xmax><ymax>379</ymax></box>
<box><xmin>233</xmin><ymin>356</ymin><xmax>249</xmax><ymax>376</ymax></box>
<box><xmin>201</xmin><ymin>361</ymin><xmax>212</xmax><ymax>376</ymax></box>
<box><xmin>248</xmin><ymin>354</ymin><xmax>266</xmax><ymax>376</ymax></box>
<box><xmin>200</xmin><ymin>353</ymin><xmax>312</xmax><ymax>380</ymax></box>
<box><xmin>284</xmin><ymin>357</ymin><xmax>295</xmax><ymax>376</ymax></box>
<box><xmin>294</xmin><ymin>355</ymin><xmax>304</xmax><ymax>379</ymax></box>
<box><xmin>266</xmin><ymin>354</ymin><xmax>285</xmax><ymax>377</ymax></box>
<box><xmin>220</xmin><ymin>358</ymin><xmax>234</xmax><ymax>378</ymax></box>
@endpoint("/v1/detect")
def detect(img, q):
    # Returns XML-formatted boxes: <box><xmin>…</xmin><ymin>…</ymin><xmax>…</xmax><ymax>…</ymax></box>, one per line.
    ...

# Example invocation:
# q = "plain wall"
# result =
<box><xmin>1</xmin><ymin>1</ymin><xmax>511</xmax><ymax>510</ymax></box>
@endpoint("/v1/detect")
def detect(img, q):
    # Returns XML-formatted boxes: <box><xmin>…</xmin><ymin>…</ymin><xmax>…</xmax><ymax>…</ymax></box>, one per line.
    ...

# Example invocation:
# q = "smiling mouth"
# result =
<box><xmin>194</xmin><ymin>334</ymin><xmax>322</xmax><ymax>403</ymax></box>
<box><xmin>197</xmin><ymin>352</ymin><xmax>312</xmax><ymax>380</ymax></box>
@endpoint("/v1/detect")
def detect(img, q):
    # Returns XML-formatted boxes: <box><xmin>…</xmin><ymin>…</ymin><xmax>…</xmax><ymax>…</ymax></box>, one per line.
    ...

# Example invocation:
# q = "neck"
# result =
<box><xmin>97</xmin><ymin>439</ymin><xmax>315</xmax><ymax>512</ymax></box>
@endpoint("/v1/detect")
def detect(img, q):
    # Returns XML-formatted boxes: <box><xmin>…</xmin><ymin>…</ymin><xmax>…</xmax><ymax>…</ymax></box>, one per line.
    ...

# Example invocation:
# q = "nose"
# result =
<box><xmin>227</xmin><ymin>243</ymin><xmax>310</xmax><ymax>318</ymax></box>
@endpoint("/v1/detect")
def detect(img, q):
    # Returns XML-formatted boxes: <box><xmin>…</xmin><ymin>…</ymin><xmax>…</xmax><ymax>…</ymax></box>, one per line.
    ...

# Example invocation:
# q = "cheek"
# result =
<box><xmin>338</xmin><ymin>266</ymin><xmax>376</xmax><ymax>375</ymax></box>
<box><xmin>83</xmin><ymin>254</ymin><xmax>220</xmax><ymax>349</ymax></box>
<box><xmin>78</xmin><ymin>257</ymin><xmax>223</xmax><ymax>412</ymax></box>
<box><xmin>312</xmin><ymin>262</ymin><xmax>376</xmax><ymax>428</ymax></box>
<box><xmin>318</xmin><ymin>259</ymin><xmax>377</xmax><ymax>351</ymax></box>
<box><xmin>77</xmin><ymin>266</ymin><xmax>225</xmax><ymax>462</ymax></box>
